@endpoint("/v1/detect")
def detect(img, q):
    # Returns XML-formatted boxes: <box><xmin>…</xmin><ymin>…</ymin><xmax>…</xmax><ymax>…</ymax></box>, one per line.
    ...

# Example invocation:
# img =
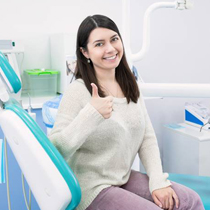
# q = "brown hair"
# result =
<box><xmin>75</xmin><ymin>14</ymin><xmax>140</xmax><ymax>103</ymax></box>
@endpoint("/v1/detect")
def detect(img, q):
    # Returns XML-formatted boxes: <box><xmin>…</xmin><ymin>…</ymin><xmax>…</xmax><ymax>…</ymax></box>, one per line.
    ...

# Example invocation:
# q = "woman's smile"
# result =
<box><xmin>83</xmin><ymin>28</ymin><xmax>124</xmax><ymax>72</ymax></box>
<box><xmin>103</xmin><ymin>54</ymin><xmax>117</xmax><ymax>60</ymax></box>
<box><xmin>103</xmin><ymin>54</ymin><xmax>118</xmax><ymax>63</ymax></box>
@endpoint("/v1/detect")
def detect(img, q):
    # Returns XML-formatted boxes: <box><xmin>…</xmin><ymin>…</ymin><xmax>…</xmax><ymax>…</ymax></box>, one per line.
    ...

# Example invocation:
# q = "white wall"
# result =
<box><xmin>0</xmin><ymin>0</ymin><xmax>122</xmax><ymax>71</ymax></box>
<box><xmin>0</xmin><ymin>0</ymin><xmax>210</xmax><ymax>159</ymax></box>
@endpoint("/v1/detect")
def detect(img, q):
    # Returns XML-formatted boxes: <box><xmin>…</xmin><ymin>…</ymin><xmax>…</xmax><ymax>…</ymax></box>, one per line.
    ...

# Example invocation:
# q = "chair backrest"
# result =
<box><xmin>0</xmin><ymin>51</ymin><xmax>81</xmax><ymax>210</ymax></box>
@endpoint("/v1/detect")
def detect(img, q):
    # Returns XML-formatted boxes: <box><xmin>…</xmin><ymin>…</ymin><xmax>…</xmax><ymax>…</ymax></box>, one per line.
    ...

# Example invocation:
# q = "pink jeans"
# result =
<box><xmin>86</xmin><ymin>170</ymin><xmax>204</xmax><ymax>210</ymax></box>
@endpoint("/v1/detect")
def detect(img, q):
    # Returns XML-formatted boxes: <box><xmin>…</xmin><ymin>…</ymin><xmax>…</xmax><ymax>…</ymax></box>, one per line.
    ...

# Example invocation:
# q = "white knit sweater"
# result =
<box><xmin>48</xmin><ymin>79</ymin><xmax>171</xmax><ymax>210</ymax></box>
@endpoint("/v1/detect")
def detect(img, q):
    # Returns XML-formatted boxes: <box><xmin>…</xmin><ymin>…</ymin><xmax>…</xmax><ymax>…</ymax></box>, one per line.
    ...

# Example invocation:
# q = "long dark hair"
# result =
<box><xmin>75</xmin><ymin>14</ymin><xmax>140</xmax><ymax>103</ymax></box>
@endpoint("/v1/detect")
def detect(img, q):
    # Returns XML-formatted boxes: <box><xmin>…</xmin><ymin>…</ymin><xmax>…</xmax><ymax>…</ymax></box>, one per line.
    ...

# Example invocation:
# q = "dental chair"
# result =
<box><xmin>169</xmin><ymin>173</ymin><xmax>210</xmax><ymax>209</ymax></box>
<box><xmin>0</xmin><ymin>51</ymin><xmax>81</xmax><ymax>210</ymax></box>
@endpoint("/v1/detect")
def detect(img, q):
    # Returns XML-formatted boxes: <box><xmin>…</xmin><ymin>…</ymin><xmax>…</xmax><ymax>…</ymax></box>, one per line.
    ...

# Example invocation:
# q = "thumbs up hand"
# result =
<box><xmin>90</xmin><ymin>83</ymin><xmax>113</xmax><ymax>119</ymax></box>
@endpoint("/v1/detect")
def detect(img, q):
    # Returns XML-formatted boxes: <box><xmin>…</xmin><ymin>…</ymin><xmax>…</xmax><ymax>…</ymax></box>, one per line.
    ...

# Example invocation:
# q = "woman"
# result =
<box><xmin>49</xmin><ymin>15</ymin><xmax>204</xmax><ymax>210</ymax></box>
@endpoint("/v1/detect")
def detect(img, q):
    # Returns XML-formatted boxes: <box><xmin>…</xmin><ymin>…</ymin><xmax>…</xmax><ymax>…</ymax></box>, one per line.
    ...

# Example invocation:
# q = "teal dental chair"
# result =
<box><xmin>169</xmin><ymin>173</ymin><xmax>210</xmax><ymax>210</ymax></box>
<box><xmin>0</xmin><ymin>51</ymin><xmax>81</xmax><ymax>210</ymax></box>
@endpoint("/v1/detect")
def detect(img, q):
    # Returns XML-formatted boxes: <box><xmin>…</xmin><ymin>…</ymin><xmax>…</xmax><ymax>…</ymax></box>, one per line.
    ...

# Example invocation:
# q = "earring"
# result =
<box><xmin>87</xmin><ymin>59</ymin><xmax>90</xmax><ymax>63</ymax></box>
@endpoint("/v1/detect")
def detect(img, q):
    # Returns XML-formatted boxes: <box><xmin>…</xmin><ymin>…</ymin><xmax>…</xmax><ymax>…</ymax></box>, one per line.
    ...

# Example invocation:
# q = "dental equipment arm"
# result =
<box><xmin>139</xmin><ymin>83</ymin><xmax>210</xmax><ymax>98</ymax></box>
<box><xmin>122</xmin><ymin>0</ymin><xmax>193</xmax><ymax>63</ymax></box>
<box><xmin>132</xmin><ymin>0</ymin><xmax>193</xmax><ymax>62</ymax></box>
<box><xmin>122</xmin><ymin>0</ymin><xmax>210</xmax><ymax>100</ymax></box>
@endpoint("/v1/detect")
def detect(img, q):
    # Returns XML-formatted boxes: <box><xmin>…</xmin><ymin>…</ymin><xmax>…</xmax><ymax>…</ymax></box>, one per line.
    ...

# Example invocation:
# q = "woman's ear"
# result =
<box><xmin>80</xmin><ymin>47</ymin><xmax>89</xmax><ymax>59</ymax></box>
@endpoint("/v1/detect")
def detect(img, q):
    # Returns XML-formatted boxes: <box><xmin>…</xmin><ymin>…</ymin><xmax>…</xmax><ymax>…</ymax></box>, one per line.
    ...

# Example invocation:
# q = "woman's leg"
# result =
<box><xmin>120</xmin><ymin>170</ymin><xmax>205</xmax><ymax>210</ymax></box>
<box><xmin>170</xmin><ymin>181</ymin><xmax>205</xmax><ymax>210</ymax></box>
<box><xmin>86</xmin><ymin>185</ymin><xmax>162</xmax><ymax>210</ymax></box>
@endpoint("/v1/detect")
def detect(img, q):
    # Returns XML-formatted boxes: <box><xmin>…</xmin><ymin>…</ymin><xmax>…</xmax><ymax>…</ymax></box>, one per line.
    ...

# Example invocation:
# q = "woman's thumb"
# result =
<box><xmin>91</xmin><ymin>83</ymin><xmax>99</xmax><ymax>98</ymax></box>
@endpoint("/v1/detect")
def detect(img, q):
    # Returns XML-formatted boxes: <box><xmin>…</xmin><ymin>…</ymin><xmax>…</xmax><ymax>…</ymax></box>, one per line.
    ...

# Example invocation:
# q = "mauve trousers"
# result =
<box><xmin>86</xmin><ymin>170</ymin><xmax>204</xmax><ymax>210</ymax></box>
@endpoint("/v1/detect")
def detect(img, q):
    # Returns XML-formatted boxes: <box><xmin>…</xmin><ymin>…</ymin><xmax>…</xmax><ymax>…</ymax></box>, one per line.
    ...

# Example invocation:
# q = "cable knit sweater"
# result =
<box><xmin>48</xmin><ymin>78</ymin><xmax>171</xmax><ymax>210</ymax></box>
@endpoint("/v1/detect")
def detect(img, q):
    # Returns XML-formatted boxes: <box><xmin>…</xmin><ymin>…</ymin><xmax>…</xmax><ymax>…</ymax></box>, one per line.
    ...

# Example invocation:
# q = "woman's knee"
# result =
<box><xmin>186</xmin><ymin>189</ymin><xmax>204</xmax><ymax>209</ymax></box>
<box><xmin>171</xmin><ymin>182</ymin><xmax>204</xmax><ymax>210</ymax></box>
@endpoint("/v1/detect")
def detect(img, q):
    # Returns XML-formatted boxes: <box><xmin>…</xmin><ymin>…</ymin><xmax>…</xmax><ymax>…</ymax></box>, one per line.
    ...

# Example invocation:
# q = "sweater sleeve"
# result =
<box><xmin>138</xmin><ymin>92</ymin><xmax>171</xmax><ymax>193</ymax></box>
<box><xmin>48</xmin><ymin>81</ymin><xmax>105</xmax><ymax>160</ymax></box>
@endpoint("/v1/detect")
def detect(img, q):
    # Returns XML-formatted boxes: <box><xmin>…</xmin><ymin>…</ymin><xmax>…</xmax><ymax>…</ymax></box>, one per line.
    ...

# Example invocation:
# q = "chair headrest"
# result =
<box><xmin>0</xmin><ymin>51</ymin><xmax>21</xmax><ymax>94</ymax></box>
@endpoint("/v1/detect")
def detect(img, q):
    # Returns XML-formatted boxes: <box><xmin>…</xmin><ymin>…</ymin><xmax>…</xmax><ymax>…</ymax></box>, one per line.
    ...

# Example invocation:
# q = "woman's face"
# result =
<box><xmin>81</xmin><ymin>27</ymin><xmax>124</xmax><ymax>72</ymax></box>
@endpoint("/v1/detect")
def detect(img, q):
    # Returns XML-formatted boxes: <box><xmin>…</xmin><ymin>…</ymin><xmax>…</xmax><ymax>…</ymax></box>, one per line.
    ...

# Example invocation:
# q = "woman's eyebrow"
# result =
<box><xmin>111</xmin><ymin>34</ymin><xmax>118</xmax><ymax>39</ymax></box>
<box><xmin>93</xmin><ymin>39</ymin><xmax>104</xmax><ymax>44</ymax></box>
<box><xmin>92</xmin><ymin>34</ymin><xmax>118</xmax><ymax>44</ymax></box>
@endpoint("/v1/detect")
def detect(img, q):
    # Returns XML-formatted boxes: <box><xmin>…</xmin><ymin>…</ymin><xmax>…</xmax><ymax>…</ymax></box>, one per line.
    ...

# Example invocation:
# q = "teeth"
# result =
<box><xmin>104</xmin><ymin>55</ymin><xmax>116</xmax><ymax>60</ymax></box>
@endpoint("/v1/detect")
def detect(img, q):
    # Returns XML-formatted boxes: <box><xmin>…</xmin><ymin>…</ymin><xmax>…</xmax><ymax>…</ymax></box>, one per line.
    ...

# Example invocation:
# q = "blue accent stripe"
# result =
<box><xmin>43</xmin><ymin>122</ymin><xmax>54</xmax><ymax>128</ymax></box>
<box><xmin>0</xmin><ymin>139</ymin><xmax>5</xmax><ymax>183</ymax></box>
<box><xmin>185</xmin><ymin>110</ymin><xmax>204</xmax><ymax>126</ymax></box>
<box><xmin>0</xmin><ymin>51</ymin><xmax>21</xmax><ymax>93</ymax></box>
<box><xmin>2</xmin><ymin>139</ymin><xmax>5</xmax><ymax>183</ymax></box>
<box><xmin>5</xmin><ymin>103</ymin><xmax>81</xmax><ymax>210</ymax></box>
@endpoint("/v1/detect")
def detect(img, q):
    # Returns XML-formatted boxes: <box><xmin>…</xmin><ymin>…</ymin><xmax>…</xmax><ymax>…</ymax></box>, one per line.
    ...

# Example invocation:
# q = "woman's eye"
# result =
<box><xmin>112</xmin><ymin>37</ymin><xmax>119</xmax><ymax>42</ymax></box>
<box><xmin>95</xmin><ymin>43</ymin><xmax>103</xmax><ymax>47</ymax></box>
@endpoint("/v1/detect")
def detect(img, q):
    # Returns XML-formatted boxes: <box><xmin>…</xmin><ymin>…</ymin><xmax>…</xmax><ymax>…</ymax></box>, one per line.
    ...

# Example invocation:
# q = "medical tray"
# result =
<box><xmin>24</xmin><ymin>69</ymin><xmax>59</xmax><ymax>97</ymax></box>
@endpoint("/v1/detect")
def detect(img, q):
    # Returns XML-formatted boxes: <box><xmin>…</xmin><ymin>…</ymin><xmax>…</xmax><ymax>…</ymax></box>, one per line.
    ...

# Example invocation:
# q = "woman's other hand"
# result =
<box><xmin>90</xmin><ymin>83</ymin><xmax>113</xmax><ymax>119</ymax></box>
<box><xmin>152</xmin><ymin>186</ymin><xmax>179</xmax><ymax>210</ymax></box>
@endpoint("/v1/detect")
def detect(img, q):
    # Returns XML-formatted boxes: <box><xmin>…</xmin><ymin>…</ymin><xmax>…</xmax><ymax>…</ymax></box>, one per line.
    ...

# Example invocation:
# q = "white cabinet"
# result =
<box><xmin>50</xmin><ymin>34</ymin><xmax>76</xmax><ymax>94</ymax></box>
<box><xmin>163</xmin><ymin>123</ymin><xmax>210</xmax><ymax>176</ymax></box>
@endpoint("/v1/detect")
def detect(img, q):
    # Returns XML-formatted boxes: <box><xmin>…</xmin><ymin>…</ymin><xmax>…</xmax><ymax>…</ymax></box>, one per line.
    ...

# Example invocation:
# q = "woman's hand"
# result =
<box><xmin>90</xmin><ymin>83</ymin><xmax>113</xmax><ymax>119</ymax></box>
<box><xmin>152</xmin><ymin>186</ymin><xmax>179</xmax><ymax>210</ymax></box>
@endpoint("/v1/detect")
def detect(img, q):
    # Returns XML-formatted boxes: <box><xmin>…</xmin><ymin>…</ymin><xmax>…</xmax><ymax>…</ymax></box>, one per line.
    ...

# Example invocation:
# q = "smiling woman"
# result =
<box><xmin>75</xmin><ymin>15</ymin><xmax>139</xmax><ymax>102</ymax></box>
<box><xmin>83</xmin><ymin>28</ymin><xmax>123</xmax><ymax>70</ymax></box>
<box><xmin>80</xmin><ymin>27</ymin><xmax>124</xmax><ymax>98</ymax></box>
<box><xmin>48</xmin><ymin>14</ymin><xmax>204</xmax><ymax>210</ymax></box>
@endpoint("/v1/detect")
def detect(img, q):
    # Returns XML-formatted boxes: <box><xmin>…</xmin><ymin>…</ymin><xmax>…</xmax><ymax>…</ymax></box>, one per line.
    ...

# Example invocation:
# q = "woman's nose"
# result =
<box><xmin>105</xmin><ymin>42</ymin><xmax>115</xmax><ymax>53</ymax></box>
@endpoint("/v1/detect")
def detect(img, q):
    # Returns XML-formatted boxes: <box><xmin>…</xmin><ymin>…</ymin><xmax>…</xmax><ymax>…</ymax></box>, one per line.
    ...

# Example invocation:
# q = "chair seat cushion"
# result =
<box><xmin>169</xmin><ymin>173</ymin><xmax>210</xmax><ymax>210</ymax></box>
